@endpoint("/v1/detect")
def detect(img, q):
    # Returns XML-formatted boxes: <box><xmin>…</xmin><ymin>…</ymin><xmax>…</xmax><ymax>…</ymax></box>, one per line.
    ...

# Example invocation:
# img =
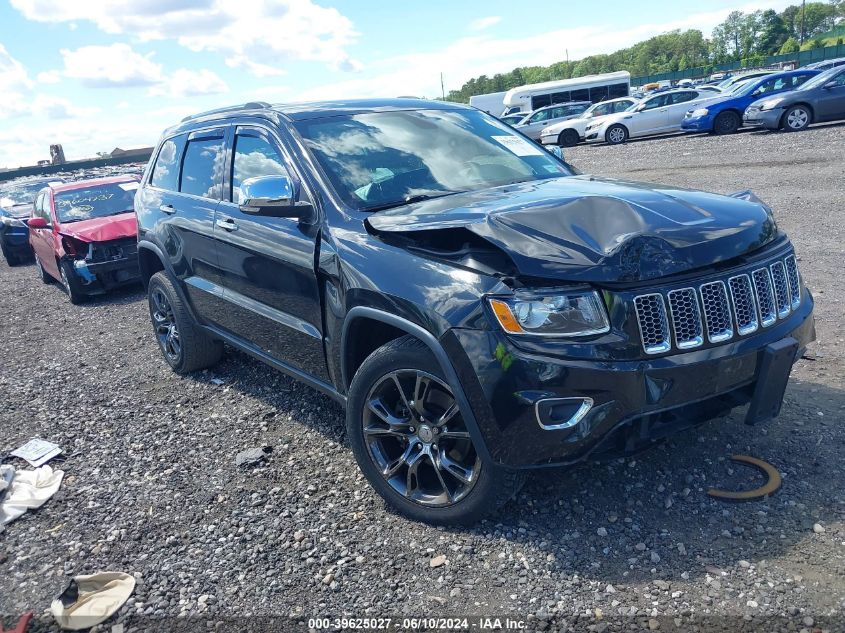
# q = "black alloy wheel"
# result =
<box><xmin>362</xmin><ymin>368</ymin><xmax>480</xmax><ymax>507</ymax></box>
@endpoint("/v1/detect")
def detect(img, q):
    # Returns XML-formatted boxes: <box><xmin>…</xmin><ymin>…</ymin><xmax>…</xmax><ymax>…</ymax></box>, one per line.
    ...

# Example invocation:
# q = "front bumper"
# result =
<box><xmin>681</xmin><ymin>115</ymin><xmax>713</xmax><ymax>132</ymax></box>
<box><xmin>0</xmin><ymin>225</ymin><xmax>32</xmax><ymax>255</ymax></box>
<box><xmin>68</xmin><ymin>255</ymin><xmax>141</xmax><ymax>294</ymax></box>
<box><xmin>743</xmin><ymin>107</ymin><xmax>783</xmax><ymax>129</ymax></box>
<box><xmin>584</xmin><ymin>130</ymin><xmax>603</xmax><ymax>143</ymax></box>
<box><xmin>539</xmin><ymin>134</ymin><xmax>558</xmax><ymax>145</ymax></box>
<box><xmin>446</xmin><ymin>290</ymin><xmax>815</xmax><ymax>469</ymax></box>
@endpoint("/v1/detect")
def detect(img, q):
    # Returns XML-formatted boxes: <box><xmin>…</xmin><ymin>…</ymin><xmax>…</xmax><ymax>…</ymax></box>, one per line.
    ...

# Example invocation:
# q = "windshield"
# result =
<box><xmin>798</xmin><ymin>66</ymin><xmax>843</xmax><ymax>91</ymax></box>
<box><xmin>54</xmin><ymin>182</ymin><xmax>138</xmax><ymax>223</ymax></box>
<box><xmin>294</xmin><ymin>109</ymin><xmax>572</xmax><ymax>212</ymax></box>
<box><xmin>0</xmin><ymin>181</ymin><xmax>55</xmax><ymax>214</ymax></box>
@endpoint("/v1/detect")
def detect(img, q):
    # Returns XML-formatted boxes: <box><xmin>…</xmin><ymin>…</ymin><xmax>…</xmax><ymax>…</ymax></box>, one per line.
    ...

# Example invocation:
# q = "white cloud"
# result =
<box><xmin>36</xmin><ymin>70</ymin><xmax>61</xmax><ymax>84</ymax></box>
<box><xmin>0</xmin><ymin>43</ymin><xmax>35</xmax><ymax>119</ymax></box>
<box><xmin>10</xmin><ymin>0</ymin><xmax>361</xmax><ymax>76</ymax></box>
<box><xmin>148</xmin><ymin>68</ymin><xmax>229</xmax><ymax>98</ymax></box>
<box><xmin>59</xmin><ymin>43</ymin><xmax>163</xmax><ymax>87</ymax></box>
<box><xmin>469</xmin><ymin>16</ymin><xmax>501</xmax><ymax>32</ymax></box>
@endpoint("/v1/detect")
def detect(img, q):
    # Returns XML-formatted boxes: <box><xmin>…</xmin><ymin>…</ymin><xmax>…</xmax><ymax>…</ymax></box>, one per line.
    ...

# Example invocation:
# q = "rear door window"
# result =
<box><xmin>180</xmin><ymin>137</ymin><xmax>226</xmax><ymax>199</ymax></box>
<box><xmin>150</xmin><ymin>136</ymin><xmax>185</xmax><ymax>192</ymax></box>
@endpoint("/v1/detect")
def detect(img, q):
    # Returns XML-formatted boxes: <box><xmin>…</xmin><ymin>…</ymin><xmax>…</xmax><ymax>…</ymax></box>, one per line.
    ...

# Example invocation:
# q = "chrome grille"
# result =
<box><xmin>784</xmin><ymin>255</ymin><xmax>801</xmax><ymax>309</ymax></box>
<box><xmin>634</xmin><ymin>293</ymin><xmax>670</xmax><ymax>354</ymax></box>
<box><xmin>667</xmin><ymin>288</ymin><xmax>702</xmax><ymax>349</ymax></box>
<box><xmin>633</xmin><ymin>254</ymin><xmax>802</xmax><ymax>354</ymax></box>
<box><xmin>752</xmin><ymin>268</ymin><xmax>777</xmax><ymax>327</ymax></box>
<box><xmin>728</xmin><ymin>274</ymin><xmax>758</xmax><ymax>335</ymax></box>
<box><xmin>770</xmin><ymin>261</ymin><xmax>790</xmax><ymax>319</ymax></box>
<box><xmin>700</xmin><ymin>281</ymin><xmax>733</xmax><ymax>343</ymax></box>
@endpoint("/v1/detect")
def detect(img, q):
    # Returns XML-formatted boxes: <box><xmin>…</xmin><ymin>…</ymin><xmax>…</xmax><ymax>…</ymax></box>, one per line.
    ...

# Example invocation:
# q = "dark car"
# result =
<box><xmin>27</xmin><ymin>176</ymin><xmax>141</xmax><ymax>303</ymax></box>
<box><xmin>0</xmin><ymin>177</ymin><xmax>63</xmax><ymax>265</ymax></box>
<box><xmin>681</xmin><ymin>69</ymin><xmax>819</xmax><ymax>134</ymax></box>
<box><xmin>744</xmin><ymin>66</ymin><xmax>845</xmax><ymax>131</ymax></box>
<box><xmin>135</xmin><ymin>100</ymin><xmax>815</xmax><ymax>524</ymax></box>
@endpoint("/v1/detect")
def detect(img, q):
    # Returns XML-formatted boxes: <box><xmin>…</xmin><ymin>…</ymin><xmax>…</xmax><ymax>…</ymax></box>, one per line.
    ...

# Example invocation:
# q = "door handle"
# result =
<box><xmin>159</xmin><ymin>204</ymin><xmax>176</xmax><ymax>214</ymax></box>
<box><xmin>216</xmin><ymin>218</ymin><xmax>238</xmax><ymax>232</ymax></box>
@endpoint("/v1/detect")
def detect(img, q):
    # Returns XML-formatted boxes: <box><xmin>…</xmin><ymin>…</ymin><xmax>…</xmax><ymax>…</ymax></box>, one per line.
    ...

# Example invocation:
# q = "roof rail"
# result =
<box><xmin>181</xmin><ymin>101</ymin><xmax>272</xmax><ymax>123</ymax></box>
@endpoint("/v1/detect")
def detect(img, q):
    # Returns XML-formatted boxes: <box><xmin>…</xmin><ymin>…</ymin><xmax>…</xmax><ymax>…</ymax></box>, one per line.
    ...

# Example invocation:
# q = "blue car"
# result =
<box><xmin>0</xmin><ymin>177</ymin><xmax>63</xmax><ymax>265</ymax></box>
<box><xmin>681</xmin><ymin>69</ymin><xmax>821</xmax><ymax>135</ymax></box>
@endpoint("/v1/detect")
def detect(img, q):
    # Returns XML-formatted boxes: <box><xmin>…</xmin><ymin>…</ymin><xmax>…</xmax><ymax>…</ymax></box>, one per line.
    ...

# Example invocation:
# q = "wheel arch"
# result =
<box><xmin>340</xmin><ymin>306</ymin><xmax>493</xmax><ymax>464</ymax></box>
<box><xmin>138</xmin><ymin>241</ymin><xmax>168</xmax><ymax>289</ymax></box>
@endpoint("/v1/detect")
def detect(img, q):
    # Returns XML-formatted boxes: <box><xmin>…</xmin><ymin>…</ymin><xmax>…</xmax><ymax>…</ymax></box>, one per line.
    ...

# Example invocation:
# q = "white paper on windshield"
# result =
<box><xmin>492</xmin><ymin>135</ymin><xmax>545</xmax><ymax>157</ymax></box>
<box><xmin>118</xmin><ymin>182</ymin><xmax>139</xmax><ymax>191</ymax></box>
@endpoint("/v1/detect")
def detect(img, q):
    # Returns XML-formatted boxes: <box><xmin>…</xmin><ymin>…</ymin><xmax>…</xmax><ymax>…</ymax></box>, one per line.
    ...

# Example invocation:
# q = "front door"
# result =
<box><xmin>815</xmin><ymin>69</ymin><xmax>845</xmax><ymax>121</ymax></box>
<box><xmin>212</xmin><ymin>125</ymin><xmax>328</xmax><ymax>381</ymax></box>
<box><xmin>30</xmin><ymin>191</ymin><xmax>60</xmax><ymax>279</ymax></box>
<box><xmin>631</xmin><ymin>94</ymin><xmax>669</xmax><ymax>135</ymax></box>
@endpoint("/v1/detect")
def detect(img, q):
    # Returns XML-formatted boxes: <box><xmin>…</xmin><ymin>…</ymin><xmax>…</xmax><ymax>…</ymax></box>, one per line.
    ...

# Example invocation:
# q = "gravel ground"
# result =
<box><xmin>1</xmin><ymin>124</ymin><xmax>844</xmax><ymax>633</ymax></box>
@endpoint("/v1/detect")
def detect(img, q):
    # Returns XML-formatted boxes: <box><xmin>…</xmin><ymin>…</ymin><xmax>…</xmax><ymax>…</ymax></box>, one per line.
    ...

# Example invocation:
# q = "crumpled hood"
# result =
<box><xmin>366</xmin><ymin>176</ymin><xmax>779</xmax><ymax>283</ymax></box>
<box><xmin>59</xmin><ymin>213</ymin><xmax>138</xmax><ymax>243</ymax></box>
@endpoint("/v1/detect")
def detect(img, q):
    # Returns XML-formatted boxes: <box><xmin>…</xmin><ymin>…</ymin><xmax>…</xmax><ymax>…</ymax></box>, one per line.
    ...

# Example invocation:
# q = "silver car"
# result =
<box><xmin>515</xmin><ymin>101</ymin><xmax>591</xmax><ymax>140</ymax></box>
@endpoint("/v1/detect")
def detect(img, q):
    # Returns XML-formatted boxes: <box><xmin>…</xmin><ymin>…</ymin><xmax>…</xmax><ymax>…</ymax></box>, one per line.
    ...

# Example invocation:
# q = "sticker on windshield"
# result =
<box><xmin>492</xmin><ymin>135</ymin><xmax>544</xmax><ymax>157</ymax></box>
<box><xmin>118</xmin><ymin>182</ymin><xmax>139</xmax><ymax>191</ymax></box>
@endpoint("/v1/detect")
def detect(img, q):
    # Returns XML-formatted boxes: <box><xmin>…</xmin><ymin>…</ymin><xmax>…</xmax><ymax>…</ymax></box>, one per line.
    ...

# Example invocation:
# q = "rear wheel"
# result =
<box><xmin>147</xmin><ymin>271</ymin><xmax>223</xmax><ymax>374</ymax></box>
<box><xmin>605</xmin><ymin>124</ymin><xmax>628</xmax><ymax>145</ymax></box>
<box><xmin>558</xmin><ymin>128</ymin><xmax>580</xmax><ymax>147</ymax></box>
<box><xmin>713</xmin><ymin>111</ymin><xmax>740</xmax><ymax>135</ymax></box>
<box><xmin>347</xmin><ymin>336</ymin><xmax>524</xmax><ymax>525</ymax></box>
<box><xmin>782</xmin><ymin>105</ymin><xmax>810</xmax><ymax>132</ymax></box>
<box><xmin>59</xmin><ymin>260</ymin><xmax>86</xmax><ymax>304</ymax></box>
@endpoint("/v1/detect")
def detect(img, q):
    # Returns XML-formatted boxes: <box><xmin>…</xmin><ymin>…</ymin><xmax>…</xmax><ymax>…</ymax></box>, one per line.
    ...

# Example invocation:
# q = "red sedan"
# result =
<box><xmin>27</xmin><ymin>175</ymin><xmax>141</xmax><ymax>303</ymax></box>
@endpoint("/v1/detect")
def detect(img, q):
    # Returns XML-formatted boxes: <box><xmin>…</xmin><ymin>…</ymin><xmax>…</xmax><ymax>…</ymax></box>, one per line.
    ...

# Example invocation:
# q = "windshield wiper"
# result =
<box><xmin>363</xmin><ymin>191</ymin><xmax>464</xmax><ymax>213</ymax></box>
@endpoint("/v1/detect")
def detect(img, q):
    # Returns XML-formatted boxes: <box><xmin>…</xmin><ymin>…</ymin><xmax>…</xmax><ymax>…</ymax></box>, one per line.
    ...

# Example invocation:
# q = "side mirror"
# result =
<box><xmin>237</xmin><ymin>175</ymin><xmax>312</xmax><ymax>220</ymax></box>
<box><xmin>822</xmin><ymin>81</ymin><xmax>838</xmax><ymax>89</ymax></box>
<box><xmin>27</xmin><ymin>217</ymin><xmax>48</xmax><ymax>229</ymax></box>
<box><xmin>635</xmin><ymin>103</ymin><xmax>647</xmax><ymax>112</ymax></box>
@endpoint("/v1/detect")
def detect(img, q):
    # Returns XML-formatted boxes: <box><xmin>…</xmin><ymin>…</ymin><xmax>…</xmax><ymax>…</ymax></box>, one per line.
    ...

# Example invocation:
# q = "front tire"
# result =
<box><xmin>558</xmin><ymin>129</ymin><xmax>580</xmax><ymax>147</ymax></box>
<box><xmin>605</xmin><ymin>124</ymin><xmax>628</xmax><ymax>145</ymax></box>
<box><xmin>713</xmin><ymin>111</ymin><xmax>740</xmax><ymax>135</ymax></box>
<box><xmin>346</xmin><ymin>336</ymin><xmax>523</xmax><ymax>525</ymax></box>
<box><xmin>147</xmin><ymin>271</ymin><xmax>223</xmax><ymax>374</ymax></box>
<box><xmin>1</xmin><ymin>242</ymin><xmax>22</xmax><ymax>266</ymax></box>
<box><xmin>60</xmin><ymin>260</ymin><xmax>86</xmax><ymax>304</ymax></box>
<box><xmin>782</xmin><ymin>105</ymin><xmax>810</xmax><ymax>132</ymax></box>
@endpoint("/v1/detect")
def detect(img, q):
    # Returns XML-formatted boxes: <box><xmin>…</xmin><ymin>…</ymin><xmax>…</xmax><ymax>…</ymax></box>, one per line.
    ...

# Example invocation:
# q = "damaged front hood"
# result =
<box><xmin>366</xmin><ymin>176</ymin><xmax>778</xmax><ymax>282</ymax></box>
<box><xmin>59</xmin><ymin>213</ymin><xmax>138</xmax><ymax>243</ymax></box>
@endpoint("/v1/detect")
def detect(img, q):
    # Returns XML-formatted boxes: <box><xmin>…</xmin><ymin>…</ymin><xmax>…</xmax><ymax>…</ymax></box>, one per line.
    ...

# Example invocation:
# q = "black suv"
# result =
<box><xmin>136</xmin><ymin>99</ymin><xmax>815</xmax><ymax>524</ymax></box>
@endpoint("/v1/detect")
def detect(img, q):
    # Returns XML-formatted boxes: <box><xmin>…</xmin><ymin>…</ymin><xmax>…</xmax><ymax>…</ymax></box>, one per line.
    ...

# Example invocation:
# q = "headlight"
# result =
<box><xmin>0</xmin><ymin>216</ymin><xmax>25</xmax><ymax>228</ymax></box>
<box><xmin>759</xmin><ymin>98</ymin><xmax>784</xmax><ymax>111</ymax></box>
<box><xmin>691</xmin><ymin>108</ymin><xmax>709</xmax><ymax>117</ymax></box>
<box><xmin>488</xmin><ymin>289</ymin><xmax>610</xmax><ymax>337</ymax></box>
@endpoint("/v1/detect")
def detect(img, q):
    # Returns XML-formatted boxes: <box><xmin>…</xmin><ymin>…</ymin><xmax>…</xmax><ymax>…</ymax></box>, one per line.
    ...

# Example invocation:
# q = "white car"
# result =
<box><xmin>514</xmin><ymin>101</ymin><xmax>591</xmax><ymax>141</ymax></box>
<box><xmin>539</xmin><ymin>97</ymin><xmax>639</xmax><ymax>146</ymax></box>
<box><xmin>584</xmin><ymin>89</ymin><xmax>720</xmax><ymax>145</ymax></box>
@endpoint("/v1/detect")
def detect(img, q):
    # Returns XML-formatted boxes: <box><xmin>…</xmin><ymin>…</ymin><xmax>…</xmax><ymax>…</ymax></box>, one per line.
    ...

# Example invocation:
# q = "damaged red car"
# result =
<box><xmin>27</xmin><ymin>176</ymin><xmax>141</xmax><ymax>303</ymax></box>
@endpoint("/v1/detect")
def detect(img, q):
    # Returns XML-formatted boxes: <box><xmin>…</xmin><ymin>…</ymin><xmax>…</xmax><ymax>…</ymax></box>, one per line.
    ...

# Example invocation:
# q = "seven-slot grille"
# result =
<box><xmin>633</xmin><ymin>254</ymin><xmax>802</xmax><ymax>355</ymax></box>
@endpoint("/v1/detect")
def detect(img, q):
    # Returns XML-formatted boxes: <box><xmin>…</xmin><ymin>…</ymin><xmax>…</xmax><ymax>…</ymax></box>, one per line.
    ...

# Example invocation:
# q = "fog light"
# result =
<box><xmin>535</xmin><ymin>397</ymin><xmax>593</xmax><ymax>430</ymax></box>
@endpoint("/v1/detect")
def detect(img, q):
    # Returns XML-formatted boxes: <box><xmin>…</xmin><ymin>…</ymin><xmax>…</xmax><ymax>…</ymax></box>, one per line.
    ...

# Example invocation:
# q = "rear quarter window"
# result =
<box><xmin>150</xmin><ymin>136</ymin><xmax>185</xmax><ymax>192</ymax></box>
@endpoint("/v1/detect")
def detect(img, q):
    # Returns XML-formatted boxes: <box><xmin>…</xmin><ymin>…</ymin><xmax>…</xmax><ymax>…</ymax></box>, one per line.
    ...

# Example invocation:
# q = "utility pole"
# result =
<box><xmin>440</xmin><ymin>72</ymin><xmax>445</xmax><ymax>100</ymax></box>
<box><xmin>800</xmin><ymin>0</ymin><xmax>806</xmax><ymax>44</ymax></box>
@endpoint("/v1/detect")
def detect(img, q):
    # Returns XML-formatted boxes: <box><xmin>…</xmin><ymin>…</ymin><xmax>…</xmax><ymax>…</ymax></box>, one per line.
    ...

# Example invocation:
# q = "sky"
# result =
<box><xmin>0</xmin><ymin>0</ymin><xmax>796</xmax><ymax>168</ymax></box>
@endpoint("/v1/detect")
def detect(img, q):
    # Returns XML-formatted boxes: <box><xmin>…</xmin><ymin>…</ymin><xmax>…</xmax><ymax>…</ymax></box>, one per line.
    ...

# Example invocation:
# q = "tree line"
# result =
<box><xmin>445</xmin><ymin>1</ymin><xmax>845</xmax><ymax>102</ymax></box>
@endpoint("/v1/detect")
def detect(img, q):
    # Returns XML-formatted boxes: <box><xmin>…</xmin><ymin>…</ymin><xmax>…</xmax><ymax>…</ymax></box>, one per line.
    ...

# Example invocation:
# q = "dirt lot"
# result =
<box><xmin>1</xmin><ymin>124</ymin><xmax>844</xmax><ymax>632</ymax></box>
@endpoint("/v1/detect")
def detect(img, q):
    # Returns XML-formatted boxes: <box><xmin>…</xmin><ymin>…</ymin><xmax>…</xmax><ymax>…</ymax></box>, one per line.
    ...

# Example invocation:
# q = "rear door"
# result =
<box><xmin>136</xmin><ymin>129</ymin><xmax>229</xmax><ymax>324</ymax></box>
<box><xmin>814</xmin><ymin>69</ymin><xmax>845</xmax><ymax>121</ymax></box>
<box><xmin>212</xmin><ymin>124</ymin><xmax>328</xmax><ymax>381</ymax></box>
<box><xmin>664</xmin><ymin>91</ymin><xmax>701</xmax><ymax>130</ymax></box>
